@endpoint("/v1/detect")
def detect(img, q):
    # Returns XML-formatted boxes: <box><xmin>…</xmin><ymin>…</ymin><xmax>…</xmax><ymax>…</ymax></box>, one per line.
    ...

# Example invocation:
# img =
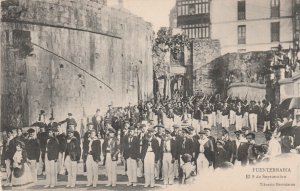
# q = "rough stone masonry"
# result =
<box><xmin>0</xmin><ymin>0</ymin><xmax>154</xmax><ymax>130</ymax></box>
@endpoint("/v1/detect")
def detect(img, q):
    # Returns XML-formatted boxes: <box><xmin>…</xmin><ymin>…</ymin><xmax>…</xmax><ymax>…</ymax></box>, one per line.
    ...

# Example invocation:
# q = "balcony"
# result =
<box><xmin>238</xmin><ymin>12</ymin><xmax>245</xmax><ymax>20</ymax></box>
<box><xmin>177</xmin><ymin>14</ymin><xmax>210</xmax><ymax>26</ymax></box>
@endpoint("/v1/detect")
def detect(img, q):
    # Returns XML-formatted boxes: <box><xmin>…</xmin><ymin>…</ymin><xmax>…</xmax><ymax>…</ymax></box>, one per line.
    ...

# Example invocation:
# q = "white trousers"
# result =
<box><xmin>200</xmin><ymin>120</ymin><xmax>208</xmax><ymax>130</ymax></box>
<box><xmin>263</xmin><ymin>121</ymin><xmax>271</xmax><ymax>132</ymax></box>
<box><xmin>235</xmin><ymin>115</ymin><xmax>242</xmax><ymax>131</ymax></box>
<box><xmin>243</xmin><ymin>112</ymin><xmax>249</xmax><ymax>127</ymax></box>
<box><xmin>216</xmin><ymin>110</ymin><xmax>222</xmax><ymax>124</ymax></box>
<box><xmin>163</xmin><ymin>153</ymin><xmax>174</xmax><ymax>185</ymax></box>
<box><xmin>65</xmin><ymin>156</ymin><xmax>77</xmax><ymax>187</ymax></box>
<box><xmin>28</xmin><ymin>159</ymin><xmax>38</xmax><ymax>182</ymax></box>
<box><xmin>45</xmin><ymin>155</ymin><xmax>57</xmax><ymax>186</ymax></box>
<box><xmin>196</xmin><ymin>153</ymin><xmax>209</xmax><ymax>177</ymax></box>
<box><xmin>192</xmin><ymin>119</ymin><xmax>201</xmax><ymax>134</ymax></box>
<box><xmin>86</xmin><ymin>155</ymin><xmax>98</xmax><ymax>186</ymax></box>
<box><xmin>57</xmin><ymin>152</ymin><xmax>65</xmax><ymax>174</ymax></box>
<box><xmin>207</xmin><ymin>114</ymin><xmax>213</xmax><ymax>129</ymax></box>
<box><xmin>144</xmin><ymin>152</ymin><xmax>155</xmax><ymax>187</ymax></box>
<box><xmin>222</xmin><ymin>115</ymin><xmax>229</xmax><ymax>129</ymax></box>
<box><xmin>212</xmin><ymin>112</ymin><xmax>216</xmax><ymax>127</ymax></box>
<box><xmin>126</xmin><ymin>157</ymin><xmax>137</xmax><ymax>183</ymax></box>
<box><xmin>5</xmin><ymin>159</ymin><xmax>11</xmax><ymax>183</ymax></box>
<box><xmin>105</xmin><ymin>154</ymin><xmax>117</xmax><ymax>186</ymax></box>
<box><xmin>229</xmin><ymin>110</ymin><xmax>236</xmax><ymax>125</ymax></box>
<box><xmin>154</xmin><ymin>159</ymin><xmax>161</xmax><ymax>179</ymax></box>
<box><xmin>137</xmin><ymin>159</ymin><xmax>144</xmax><ymax>178</ymax></box>
<box><xmin>249</xmin><ymin>113</ymin><xmax>257</xmax><ymax>132</ymax></box>
<box><xmin>174</xmin><ymin>159</ymin><xmax>179</xmax><ymax>179</ymax></box>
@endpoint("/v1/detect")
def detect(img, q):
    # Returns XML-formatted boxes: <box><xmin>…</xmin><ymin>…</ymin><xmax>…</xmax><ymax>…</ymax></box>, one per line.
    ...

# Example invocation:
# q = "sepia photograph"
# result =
<box><xmin>0</xmin><ymin>0</ymin><xmax>300</xmax><ymax>190</ymax></box>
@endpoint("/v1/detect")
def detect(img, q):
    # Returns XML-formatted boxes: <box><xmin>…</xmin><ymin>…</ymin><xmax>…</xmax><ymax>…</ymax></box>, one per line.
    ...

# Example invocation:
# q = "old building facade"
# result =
<box><xmin>211</xmin><ymin>0</ymin><xmax>294</xmax><ymax>55</ymax></box>
<box><xmin>175</xmin><ymin>0</ymin><xmax>211</xmax><ymax>39</ymax></box>
<box><xmin>0</xmin><ymin>0</ymin><xmax>154</xmax><ymax>130</ymax></box>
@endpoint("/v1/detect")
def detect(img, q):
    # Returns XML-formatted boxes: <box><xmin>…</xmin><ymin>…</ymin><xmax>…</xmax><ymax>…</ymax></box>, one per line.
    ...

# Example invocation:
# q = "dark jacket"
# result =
<box><xmin>3</xmin><ymin>138</ymin><xmax>16</xmax><ymax>161</ymax></box>
<box><xmin>140</xmin><ymin>137</ymin><xmax>160</xmax><ymax>162</ymax></box>
<box><xmin>194</xmin><ymin>138</ymin><xmax>214</xmax><ymax>164</ymax></box>
<box><xmin>155</xmin><ymin>134</ymin><xmax>164</xmax><ymax>160</ymax></box>
<box><xmin>37</xmin><ymin>132</ymin><xmax>48</xmax><ymax>153</ymax></box>
<box><xmin>46</xmin><ymin>137</ymin><xmax>59</xmax><ymax>161</ymax></box>
<box><xmin>122</xmin><ymin>135</ymin><xmax>140</xmax><ymax>160</ymax></box>
<box><xmin>231</xmin><ymin>140</ymin><xmax>239</xmax><ymax>164</ymax></box>
<box><xmin>83</xmin><ymin>138</ymin><xmax>101</xmax><ymax>162</ymax></box>
<box><xmin>82</xmin><ymin>132</ymin><xmax>90</xmax><ymax>161</ymax></box>
<box><xmin>102</xmin><ymin>137</ymin><xmax>120</xmax><ymax>164</ymax></box>
<box><xmin>214</xmin><ymin>147</ymin><xmax>227</xmax><ymax>169</ymax></box>
<box><xmin>59</xmin><ymin>118</ymin><xmax>77</xmax><ymax>127</ymax></box>
<box><xmin>223</xmin><ymin>139</ymin><xmax>235</xmax><ymax>163</ymax></box>
<box><xmin>65</xmin><ymin>137</ymin><xmax>80</xmax><ymax>161</ymax></box>
<box><xmin>162</xmin><ymin>138</ymin><xmax>178</xmax><ymax>160</ymax></box>
<box><xmin>25</xmin><ymin>138</ymin><xmax>40</xmax><ymax>161</ymax></box>
<box><xmin>56</xmin><ymin>133</ymin><xmax>67</xmax><ymax>153</ymax></box>
<box><xmin>237</xmin><ymin>142</ymin><xmax>250</xmax><ymax>166</ymax></box>
<box><xmin>92</xmin><ymin>115</ymin><xmax>103</xmax><ymax>134</ymax></box>
<box><xmin>294</xmin><ymin>126</ymin><xmax>300</xmax><ymax>148</ymax></box>
<box><xmin>179</xmin><ymin>137</ymin><xmax>194</xmax><ymax>157</ymax></box>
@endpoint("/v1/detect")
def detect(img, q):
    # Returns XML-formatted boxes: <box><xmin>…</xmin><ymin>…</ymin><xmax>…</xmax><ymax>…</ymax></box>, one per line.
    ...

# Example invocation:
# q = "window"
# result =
<box><xmin>271</xmin><ymin>22</ymin><xmax>280</xmax><ymax>42</ymax></box>
<box><xmin>238</xmin><ymin>25</ymin><xmax>246</xmax><ymax>44</ymax></box>
<box><xmin>177</xmin><ymin>0</ymin><xmax>210</xmax><ymax>16</ymax></box>
<box><xmin>182</xmin><ymin>23</ymin><xmax>210</xmax><ymax>39</ymax></box>
<box><xmin>238</xmin><ymin>1</ymin><xmax>246</xmax><ymax>20</ymax></box>
<box><xmin>188</xmin><ymin>4</ymin><xmax>196</xmax><ymax>15</ymax></box>
<box><xmin>271</xmin><ymin>0</ymin><xmax>280</xmax><ymax>18</ymax></box>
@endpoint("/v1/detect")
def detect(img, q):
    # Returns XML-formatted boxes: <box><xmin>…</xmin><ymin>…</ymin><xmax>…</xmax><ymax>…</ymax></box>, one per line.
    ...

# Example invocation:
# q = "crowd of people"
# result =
<box><xmin>1</xmin><ymin>94</ymin><xmax>300</xmax><ymax>189</ymax></box>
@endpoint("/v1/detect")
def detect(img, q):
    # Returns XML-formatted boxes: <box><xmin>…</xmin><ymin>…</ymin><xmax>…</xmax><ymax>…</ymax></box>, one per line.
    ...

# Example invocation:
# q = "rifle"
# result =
<box><xmin>244</xmin><ymin>91</ymin><xmax>248</xmax><ymax>101</ymax></box>
<box><xmin>208</xmin><ymin>96</ymin><xmax>212</xmax><ymax>102</ymax></box>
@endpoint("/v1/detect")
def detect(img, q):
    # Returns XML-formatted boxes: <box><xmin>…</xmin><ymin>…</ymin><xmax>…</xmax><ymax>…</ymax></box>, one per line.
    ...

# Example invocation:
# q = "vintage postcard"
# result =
<box><xmin>1</xmin><ymin>0</ymin><xmax>300</xmax><ymax>190</ymax></box>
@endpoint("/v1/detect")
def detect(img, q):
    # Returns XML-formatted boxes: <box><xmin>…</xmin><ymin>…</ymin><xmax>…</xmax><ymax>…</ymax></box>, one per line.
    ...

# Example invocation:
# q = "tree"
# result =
<box><xmin>152</xmin><ymin>27</ymin><xmax>191</xmax><ymax>99</ymax></box>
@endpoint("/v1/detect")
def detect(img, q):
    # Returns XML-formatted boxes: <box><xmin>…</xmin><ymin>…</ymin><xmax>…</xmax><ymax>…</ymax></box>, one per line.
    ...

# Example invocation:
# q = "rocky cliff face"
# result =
<box><xmin>1</xmin><ymin>0</ymin><xmax>154</xmax><ymax>129</ymax></box>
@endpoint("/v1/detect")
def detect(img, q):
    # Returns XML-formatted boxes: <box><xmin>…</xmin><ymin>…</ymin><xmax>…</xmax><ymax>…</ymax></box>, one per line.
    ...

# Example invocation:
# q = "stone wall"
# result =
<box><xmin>194</xmin><ymin>50</ymin><xmax>273</xmax><ymax>96</ymax></box>
<box><xmin>227</xmin><ymin>82</ymin><xmax>266</xmax><ymax>102</ymax></box>
<box><xmin>192</xmin><ymin>39</ymin><xmax>221</xmax><ymax>94</ymax></box>
<box><xmin>279</xmin><ymin>73</ymin><xmax>300</xmax><ymax>102</ymax></box>
<box><xmin>1</xmin><ymin>0</ymin><xmax>154</xmax><ymax>130</ymax></box>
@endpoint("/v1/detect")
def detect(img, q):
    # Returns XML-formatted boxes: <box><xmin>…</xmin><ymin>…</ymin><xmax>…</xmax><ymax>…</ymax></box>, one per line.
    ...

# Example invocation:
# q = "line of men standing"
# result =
<box><xmin>1</xmin><ymin>97</ymin><xmax>286</xmax><ymax>189</ymax></box>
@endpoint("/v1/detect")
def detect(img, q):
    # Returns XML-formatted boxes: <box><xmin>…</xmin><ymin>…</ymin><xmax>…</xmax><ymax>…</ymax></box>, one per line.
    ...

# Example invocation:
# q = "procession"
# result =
<box><xmin>2</xmin><ymin>0</ymin><xmax>300</xmax><ymax>190</ymax></box>
<box><xmin>1</xmin><ymin>93</ymin><xmax>300</xmax><ymax>189</ymax></box>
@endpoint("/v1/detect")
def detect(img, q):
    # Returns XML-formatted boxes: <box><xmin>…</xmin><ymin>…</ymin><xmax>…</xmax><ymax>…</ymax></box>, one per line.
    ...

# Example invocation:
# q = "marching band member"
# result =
<box><xmin>102</xmin><ymin>128</ymin><xmax>120</xmax><ymax>187</ymax></box>
<box><xmin>235</xmin><ymin>101</ymin><xmax>243</xmax><ymax>131</ymax></box>
<box><xmin>82</xmin><ymin>123</ymin><xmax>94</xmax><ymax>176</ymax></box>
<box><xmin>154</xmin><ymin>125</ymin><xmax>164</xmax><ymax>181</ymax></box>
<box><xmin>25</xmin><ymin>128</ymin><xmax>40</xmax><ymax>183</ymax></box>
<box><xmin>123</xmin><ymin>126</ymin><xmax>140</xmax><ymax>186</ymax></box>
<box><xmin>3</xmin><ymin>130</ymin><xmax>15</xmax><ymax>187</ymax></box>
<box><xmin>64</xmin><ymin>128</ymin><xmax>80</xmax><ymax>188</ymax></box>
<box><xmin>56</xmin><ymin>125</ymin><xmax>66</xmax><ymax>175</ymax></box>
<box><xmin>141</xmin><ymin>128</ymin><xmax>159</xmax><ymax>188</ymax></box>
<box><xmin>221</xmin><ymin>102</ymin><xmax>230</xmax><ymax>130</ymax></box>
<box><xmin>162</xmin><ymin>128</ymin><xmax>178</xmax><ymax>186</ymax></box>
<box><xmin>85</xmin><ymin>129</ymin><xmax>101</xmax><ymax>187</ymax></box>
<box><xmin>262</xmin><ymin>100</ymin><xmax>271</xmax><ymax>132</ymax></box>
<box><xmin>229</xmin><ymin>101</ymin><xmax>236</xmax><ymax>126</ymax></box>
<box><xmin>242</xmin><ymin>100</ymin><xmax>249</xmax><ymax>128</ymax></box>
<box><xmin>194</xmin><ymin>130</ymin><xmax>213</xmax><ymax>176</ymax></box>
<box><xmin>137</xmin><ymin>124</ymin><xmax>147</xmax><ymax>178</ymax></box>
<box><xmin>44</xmin><ymin>128</ymin><xmax>59</xmax><ymax>188</ymax></box>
